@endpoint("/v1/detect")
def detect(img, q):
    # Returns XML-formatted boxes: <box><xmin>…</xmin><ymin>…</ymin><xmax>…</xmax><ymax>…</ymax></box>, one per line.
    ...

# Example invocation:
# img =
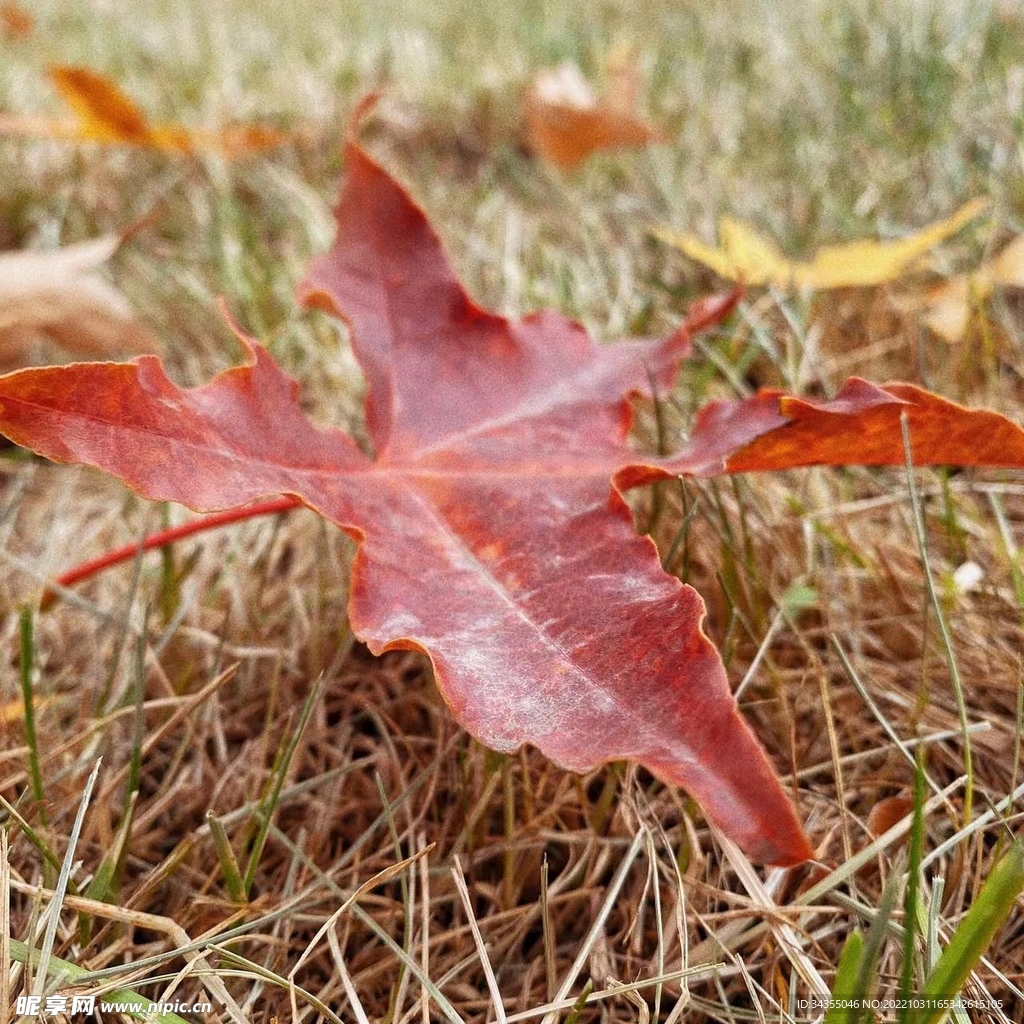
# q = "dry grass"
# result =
<box><xmin>2</xmin><ymin>0</ymin><xmax>1024</xmax><ymax>1021</ymax></box>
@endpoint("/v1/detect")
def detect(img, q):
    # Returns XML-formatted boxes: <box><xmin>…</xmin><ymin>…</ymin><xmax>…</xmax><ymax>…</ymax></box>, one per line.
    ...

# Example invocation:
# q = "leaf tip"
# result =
<box><xmin>679</xmin><ymin>286</ymin><xmax>743</xmax><ymax>335</ymax></box>
<box><xmin>348</xmin><ymin>93</ymin><xmax>381</xmax><ymax>138</ymax></box>
<box><xmin>297</xmin><ymin>285</ymin><xmax>341</xmax><ymax>318</ymax></box>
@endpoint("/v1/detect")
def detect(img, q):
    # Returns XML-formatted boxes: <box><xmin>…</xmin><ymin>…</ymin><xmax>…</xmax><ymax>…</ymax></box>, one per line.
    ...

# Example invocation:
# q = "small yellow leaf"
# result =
<box><xmin>658</xmin><ymin>197</ymin><xmax>989</xmax><ymax>291</ymax></box>
<box><xmin>0</xmin><ymin>64</ymin><xmax>284</xmax><ymax>158</ymax></box>
<box><xmin>667</xmin><ymin>228</ymin><xmax>744</xmax><ymax>282</ymax></box>
<box><xmin>800</xmin><ymin>198</ymin><xmax>988</xmax><ymax>288</ymax></box>
<box><xmin>48</xmin><ymin>65</ymin><xmax>155</xmax><ymax>145</ymax></box>
<box><xmin>719</xmin><ymin>216</ymin><xmax>793</xmax><ymax>285</ymax></box>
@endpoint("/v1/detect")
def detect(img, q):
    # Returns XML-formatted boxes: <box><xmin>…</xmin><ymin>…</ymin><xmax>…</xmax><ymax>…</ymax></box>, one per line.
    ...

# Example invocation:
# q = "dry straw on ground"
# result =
<box><xmin>2</xmin><ymin>1</ymin><xmax>1024</xmax><ymax>1021</ymax></box>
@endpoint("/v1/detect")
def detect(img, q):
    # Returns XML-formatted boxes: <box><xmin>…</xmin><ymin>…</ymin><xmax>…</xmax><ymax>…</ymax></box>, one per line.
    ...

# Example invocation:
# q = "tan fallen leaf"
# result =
<box><xmin>865</xmin><ymin>795</ymin><xmax>915</xmax><ymax>839</ymax></box>
<box><xmin>0</xmin><ymin>236</ymin><xmax>158</xmax><ymax>373</ymax></box>
<box><xmin>922</xmin><ymin>233</ymin><xmax>1024</xmax><ymax>341</ymax></box>
<box><xmin>920</xmin><ymin>275</ymin><xmax>976</xmax><ymax>342</ymax></box>
<box><xmin>0</xmin><ymin>64</ymin><xmax>285</xmax><ymax>157</ymax></box>
<box><xmin>523</xmin><ymin>61</ymin><xmax>663</xmax><ymax>170</ymax></box>
<box><xmin>0</xmin><ymin>1</ymin><xmax>32</xmax><ymax>38</ymax></box>
<box><xmin>657</xmin><ymin>198</ymin><xmax>988</xmax><ymax>290</ymax></box>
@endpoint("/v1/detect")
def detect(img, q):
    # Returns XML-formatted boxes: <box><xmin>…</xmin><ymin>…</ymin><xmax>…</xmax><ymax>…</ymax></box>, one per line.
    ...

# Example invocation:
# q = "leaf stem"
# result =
<box><xmin>42</xmin><ymin>496</ymin><xmax>301</xmax><ymax>606</ymax></box>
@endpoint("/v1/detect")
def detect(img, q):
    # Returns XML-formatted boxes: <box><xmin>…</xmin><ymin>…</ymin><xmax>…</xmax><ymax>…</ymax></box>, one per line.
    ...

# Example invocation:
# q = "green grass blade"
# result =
<box><xmin>852</xmin><ymin>859</ymin><xmax>903</xmax><ymax>1009</ymax></box>
<box><xmin>563</xmin><ymin>979</ymin><xmax>594</xmax><ymax>1024</ymax></box>
<box><xmin>18</xmin><ymin>606</ymin><xmax>46</xmax><ymax>827</ymax></box>
<box><xmin>8</xmin><ymin>939</ymin><xmax>190</xmax><ymax>1024</ymax></box>
<box><xmin>919</xmin><ymin>840</ymin><xmax>1024</xmax><ymax>1024</ymax></box>
<box><xmin>126</xmin><ymin>633</ymin><xmax>146</xmax><ymax>800</ymax></box>
<box><xmin>83</xmin><ymin>792</ymin><xmax>136</xmax><ymax>907</ymax></box>
<box><xmin>898</xmin><ymin>751</ymin><xmax>927</xmax><ymax>1023</ymax></box>
<box><xmin>1012</xmin><ymin>680</ymin><xmax>1023</xmax><ymax>818</ymax></box>
<box><xmin>83</xmin><ymin>638</ymin><xmax>147</xmax><ymax>914</ymax></box>
<box><xmin>824</xmin><ymin>929</ymin><xmax>865</xmax><ymax>1024</ymax></box>
<box><xmin>242</xmin><ymin>676</ymin><xmax>321</xmax><ymax>894</ymax></box>
<box><xmin>0</xmin><ymin>794</ymin><xmax>65</xmax><ymax>882</ymax></box>
<box><xmin>207</xmin><ymin>810</ymin><xmax>247</xmax><ymax>903</ymax></box>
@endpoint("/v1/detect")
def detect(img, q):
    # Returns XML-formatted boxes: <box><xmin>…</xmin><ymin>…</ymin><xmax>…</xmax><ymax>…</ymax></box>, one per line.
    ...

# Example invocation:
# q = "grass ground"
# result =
<box><xmin>2</xmin><ymin>0</ymin><xmax>1024</xmax><ymax>1021</ymax></box>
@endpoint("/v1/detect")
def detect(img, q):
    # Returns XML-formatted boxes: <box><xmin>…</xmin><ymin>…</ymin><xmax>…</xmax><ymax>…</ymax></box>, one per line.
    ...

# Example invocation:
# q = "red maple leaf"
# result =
<box><xmin>7</xmin><ymin>128</ymin><xmax>1024</xmax><ymax>865</ymax></box>
<box><xmin>0</xmin><ymin>132</ymin><xmax>810</xmax><ymax>864</ymax></box>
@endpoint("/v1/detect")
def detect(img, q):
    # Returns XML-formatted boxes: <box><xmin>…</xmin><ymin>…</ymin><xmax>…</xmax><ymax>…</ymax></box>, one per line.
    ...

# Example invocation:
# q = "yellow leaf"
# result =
<box><xmin>658</xmin><ymin>197</ymin><xmax>989</xmax><ymax>290</ymax></box>
<box><xmin>800</xmin><ymin>198</ymin><xmax>990</xmax><ymax>288</ymax></box>
<box><xmin>0</xmin><ymin>64</ymin><xmax>284</xmax><ymax>157</ymax></box>
<box><xmin>48</xmin><ymin>65</ymin><xmax>156</xmax><ymax>146</ymax></box>
<box><xmin>719</xmin><ymin>217</ymin><xmax>793</xmax><ymax>285</ymax></box>
<box><xmin>667</xmin><ymin>227</ymin><xmax>745</xmax><ymax>282</ymax></box>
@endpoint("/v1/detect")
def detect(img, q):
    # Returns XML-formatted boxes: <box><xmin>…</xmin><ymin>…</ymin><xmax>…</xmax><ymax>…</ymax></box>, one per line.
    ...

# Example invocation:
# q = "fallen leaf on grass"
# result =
<box><xmin>0</xmin><ymin>236</ymin><xmax>157</xmax><ymax>373</ymax></box>
<box><xmin>0</xmin><ymin>1</ymin><xmax>32</xmax><ymax>38</ymax></box>
<box><xmin>920</xmin><ymin>233</ymin><xmax>1024</xmax><ymax>341</ymax></box>
<box><xmin>49</xmin><ymin>65</ymin><xmax>155</xmax><ymax>146</ymax></box>
<box><xmin>636</xmin><ymin>377</ymin><xmax>1024</xmax><ymax>479</ymax></box>
<box><xmin>0</xmin><ymin>132</ymin><xmax>807</xmax><ymax>865</ymax></box>
<box><xmin>6</xmin><ymin>126</ymin><xmax>1024</xmax><ymax>867</ymax></box>
<box><xmin>524</xmin><ymin>61</ymin><xmax>663</xmax><ymax>170</ymax></box>
<box><xmin>865</xmin><ymin>795</ymin><xmax>915</xmax><ymax>839</ymax></box>
<box><xmin>0</xmin><ymin>65</ymin><xmax>285</xmax><ymax>157</ymax></box>
<box><xmin>656</xmin><ymin>199</ymin><xmax>987</xmax><ymax>290</ymax></box>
